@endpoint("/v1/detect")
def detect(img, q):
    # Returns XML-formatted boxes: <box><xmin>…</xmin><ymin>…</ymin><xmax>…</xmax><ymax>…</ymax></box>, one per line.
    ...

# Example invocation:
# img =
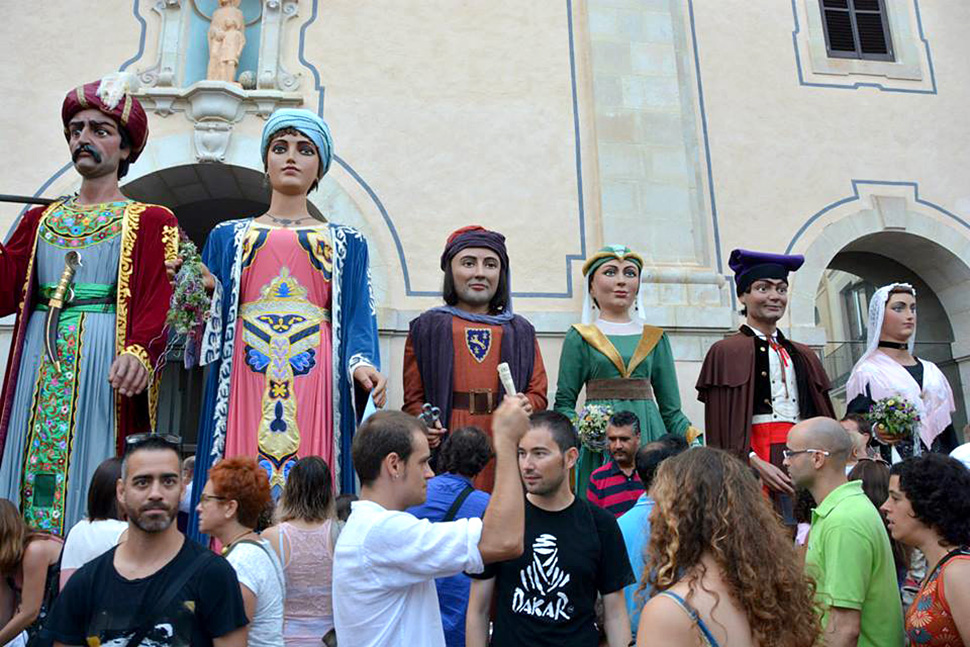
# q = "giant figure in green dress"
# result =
<box><xmin>554</xmin><ymin>246</ymin><xmax>700</xmax><ymax>495</ymax></box>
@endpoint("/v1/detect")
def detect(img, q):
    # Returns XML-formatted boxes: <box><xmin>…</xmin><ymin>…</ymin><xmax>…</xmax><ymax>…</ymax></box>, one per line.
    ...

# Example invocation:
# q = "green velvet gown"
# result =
<box><xmin>554</xmin><ymin>323</ymin><xmax>694</xmax><ymax>497</ymax></box>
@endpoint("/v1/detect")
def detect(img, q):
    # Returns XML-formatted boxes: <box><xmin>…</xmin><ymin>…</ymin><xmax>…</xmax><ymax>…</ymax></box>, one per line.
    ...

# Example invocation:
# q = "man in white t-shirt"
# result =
<box><xmin>333</xmin><ymin>397</ymin><xmax>529</xmax><ymax>646</ymax></box>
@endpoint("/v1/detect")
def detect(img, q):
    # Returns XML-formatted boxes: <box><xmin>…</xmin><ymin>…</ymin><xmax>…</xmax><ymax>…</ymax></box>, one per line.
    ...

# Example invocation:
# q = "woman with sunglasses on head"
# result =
<box><xmin>881</xmin><ymin>453</ymin><xmax>970</xmax><ymax>646</ymax></box>
<box><xmin>198</xmin><ymin>456</ymin><xmax>284</xmax><ymax>647</ymax></box>
<box><xmin>846</xmin><ymin>284</ymin><xmax>958</xmax><ymax>461</ymax></box>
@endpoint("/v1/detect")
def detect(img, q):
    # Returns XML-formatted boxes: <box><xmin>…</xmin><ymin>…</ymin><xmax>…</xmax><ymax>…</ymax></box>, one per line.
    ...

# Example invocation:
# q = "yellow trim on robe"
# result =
<box><xmin>571</xmin><ymin>323</ymin><xmax>664</xmax><ymax>378</ymax></box>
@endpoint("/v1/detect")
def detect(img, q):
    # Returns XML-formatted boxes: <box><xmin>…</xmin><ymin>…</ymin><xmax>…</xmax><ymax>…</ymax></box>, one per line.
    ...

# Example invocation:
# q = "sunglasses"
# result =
<box><xmin>124</xmin><ymin>432</ymin><xmax>181</xmax><ymax>453</ymax></box>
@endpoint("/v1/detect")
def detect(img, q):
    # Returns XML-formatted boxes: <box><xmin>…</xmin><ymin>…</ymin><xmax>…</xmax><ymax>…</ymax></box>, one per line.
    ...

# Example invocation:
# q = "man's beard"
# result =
<box><xmin>127</xmin><ymin>500</ymin><xmax>176</xmax><ymax>533</ymax></box>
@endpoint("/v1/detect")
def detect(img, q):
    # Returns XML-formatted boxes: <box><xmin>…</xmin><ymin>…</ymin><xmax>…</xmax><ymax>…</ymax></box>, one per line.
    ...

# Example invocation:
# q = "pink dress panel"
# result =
<box><xmin>224</xmin><ymin>226</ymin><xmax>334</xmax><ymax>484</ymax></box>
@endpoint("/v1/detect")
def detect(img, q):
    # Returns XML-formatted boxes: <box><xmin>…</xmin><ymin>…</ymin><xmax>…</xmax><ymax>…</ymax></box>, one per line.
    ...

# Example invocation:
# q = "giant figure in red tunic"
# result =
<box><xmin>403</xmin><ymin>226</ymin><xmax>547</xmax><ymax>491</ymax></box>
<box><xmin>0</xmin><ymin>77</ymin><xmax>178</xmax><ymax>534</ymax></box>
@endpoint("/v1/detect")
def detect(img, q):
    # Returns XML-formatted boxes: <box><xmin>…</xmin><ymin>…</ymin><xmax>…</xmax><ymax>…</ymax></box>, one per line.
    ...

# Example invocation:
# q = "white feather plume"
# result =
<box><xmin>96</xmin><ymin>72</ymin><xmax>139</xmax><ymax>110</ymax></box>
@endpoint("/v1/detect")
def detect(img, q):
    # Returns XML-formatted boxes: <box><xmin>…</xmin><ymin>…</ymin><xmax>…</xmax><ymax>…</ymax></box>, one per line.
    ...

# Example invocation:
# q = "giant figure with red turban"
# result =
<box><xmin>0</xmin><ymin>76</ymin><xmax>179</xmax><ymax>534</ymax></box>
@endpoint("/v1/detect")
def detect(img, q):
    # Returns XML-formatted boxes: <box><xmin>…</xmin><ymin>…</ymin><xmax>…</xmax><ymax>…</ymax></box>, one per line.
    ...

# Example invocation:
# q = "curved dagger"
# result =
<box><xmin>45</xmin><ymin>251</ymin><xmax>82</xmax><ymax>372</ymax></box>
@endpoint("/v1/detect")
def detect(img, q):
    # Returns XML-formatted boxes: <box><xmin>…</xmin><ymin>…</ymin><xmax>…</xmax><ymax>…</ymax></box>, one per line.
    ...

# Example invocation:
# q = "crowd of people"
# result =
<box><xmin>0</xmin><ymin>75</ymin><xmax>967</xmax><ymax>646</ymax></box>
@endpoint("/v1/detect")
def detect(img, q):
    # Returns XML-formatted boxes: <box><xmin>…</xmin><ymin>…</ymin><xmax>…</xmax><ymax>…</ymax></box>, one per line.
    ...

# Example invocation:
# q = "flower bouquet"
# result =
<box><xmin>867</xmin><ymin>396</ymin><xmax>920</xmax><ymax>445</ymax></box>
<box><xmin>166</xmin><ymin>229</ymin><xmax>210</xmax><ymax>368</ymax></box>
<box><xmin>576</xmin><ymin>403</ymin><xmax>613</xmax><ymax>453</ymax></box>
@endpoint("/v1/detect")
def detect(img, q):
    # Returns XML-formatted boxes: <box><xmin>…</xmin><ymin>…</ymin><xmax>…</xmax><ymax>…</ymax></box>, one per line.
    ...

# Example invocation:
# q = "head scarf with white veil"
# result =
<box><xmin>846</xmin><ymin>282</ymin><xmax>956</xmax><ymax>451</ymax></box>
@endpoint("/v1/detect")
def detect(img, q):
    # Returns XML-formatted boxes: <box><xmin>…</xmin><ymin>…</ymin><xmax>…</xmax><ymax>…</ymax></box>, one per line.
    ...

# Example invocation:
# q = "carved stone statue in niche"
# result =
<box><xmin>207</xmin><ymin>0</ymin><xmax>246</xmax><ymax>84</ymax></box>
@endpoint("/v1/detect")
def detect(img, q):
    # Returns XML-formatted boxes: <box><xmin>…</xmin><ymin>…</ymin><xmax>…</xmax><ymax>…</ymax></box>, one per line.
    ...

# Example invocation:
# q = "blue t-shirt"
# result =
<box><xmin>616</xmin><ymin>493</ymin><xmax>654</xmax><ymax>634</ymax></box>
<box><xmin>407</xmin><ymin>473</ymin><xmax>490</xmax><ymax>647</ymax></box>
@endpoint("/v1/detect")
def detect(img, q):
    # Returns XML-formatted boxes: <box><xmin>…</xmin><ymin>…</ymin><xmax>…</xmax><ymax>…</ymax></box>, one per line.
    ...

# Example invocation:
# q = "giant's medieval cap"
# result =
<box><xmin>582</xmin><ymin>245</ymin><xmax>644</xmax><ymax>279</ymax></box>
<box><xmin>440</xmin><ymin>225</ymin><xmax>510</xmax><ymax>271</ymax></box>
<box><xmin>729</xmin><ymin>248</ymin><xmax>804</xmax><ymax>296</ymax></box>
<box><xmin>261</xmin><ymin>108</ymin><xmax>334</xmax><ymax>177</ymax></box>
<box><xmin>61</xmin><ymin>74</ymin><xmax>149</xmax><ymax>164</ymax></box>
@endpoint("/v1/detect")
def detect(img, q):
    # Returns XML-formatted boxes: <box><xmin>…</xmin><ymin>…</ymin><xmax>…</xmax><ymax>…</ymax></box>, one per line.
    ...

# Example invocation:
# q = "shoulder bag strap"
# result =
<box><xmin>125</xmin><ymin>550</ymin><xmax>214</xmax><ymax>647</ymax></box>
<box><xmin>226</xmin><ymin>539</ymin><xmax>285</xmax><ymax>593</ymax></box>
<box><xmin>442</xmin><ymin>484</ymin><xmax>475</xmax><ymax>522</ymax></box>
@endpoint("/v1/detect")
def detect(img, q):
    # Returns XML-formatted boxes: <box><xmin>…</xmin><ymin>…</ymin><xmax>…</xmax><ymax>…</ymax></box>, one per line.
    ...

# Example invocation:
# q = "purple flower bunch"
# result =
<box><xmin>867</xmin><ymin>396</ymin><xmax>920</xmax><ymax>441</ymax></box>
<box><xmin>166</xmin><ymin>228</ymin><xmax>210</xmax><ymax>339</ymax></box>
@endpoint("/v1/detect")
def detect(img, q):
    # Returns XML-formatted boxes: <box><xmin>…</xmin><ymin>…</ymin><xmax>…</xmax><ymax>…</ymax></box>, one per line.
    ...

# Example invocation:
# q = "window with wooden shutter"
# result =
<box><xmin>819</xmin><ymin>0</ymin><xmax>894</xmax><ymax>61</ymax></box>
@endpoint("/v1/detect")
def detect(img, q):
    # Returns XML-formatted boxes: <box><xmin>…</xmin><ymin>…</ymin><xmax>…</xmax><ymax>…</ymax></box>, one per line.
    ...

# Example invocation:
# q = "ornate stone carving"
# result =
<box><xmin>194</xmin><ymin>120</ymin><xmax>234</xmax><ymax>162</ymax></box>
<box><xmin>258</xmin><ymin>0</ymin><xmax>301</xmax><ymax>91</ymax></box>
<box><xmin>139</xmin><ymin>0</ymin><xmax>186</xmax><ymax>88</ymax></box>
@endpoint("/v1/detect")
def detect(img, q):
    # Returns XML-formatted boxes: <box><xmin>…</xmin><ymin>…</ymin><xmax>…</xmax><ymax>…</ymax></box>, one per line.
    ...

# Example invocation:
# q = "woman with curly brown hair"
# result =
<box><xmin>197</xmin><ymin>456</ymin><xmax>284</xmax><ymax>647</ymax></box>
<box><xmin>882</xmin><ymin>453</ymin><xmax>970</xmax><ymax>645</ymax></box>
<box><xmin>636</xmin><ymin>448</ymin><xmax>820</xmax><ymax>647</ymax></box>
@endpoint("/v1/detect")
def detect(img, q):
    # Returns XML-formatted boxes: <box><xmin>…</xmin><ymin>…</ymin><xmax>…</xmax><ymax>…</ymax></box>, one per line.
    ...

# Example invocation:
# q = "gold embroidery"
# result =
<box><xmin>114</xmin><ymin>203</ymin><xmax>146</xmax><ymax>434</ymax></box>
<box><xmin>571</xmin><ymin>324</ymin><xmax>664</xmax><ymax>378</ymax></box>
<box><xmin>121</xmin><ymin>95</ymin><xmax>132</xmax><ymax>126</ymax></box>
<box><xmin>161</xmin><ymin>224</ymin><xmax>180</xmax><ymax>264</ymax></box>
<box><xmin>241</xmin><ymin>269</ymin><xmax>328</xmax><ymax>492</ymax></box>
<box><xmin>75</xmin><ymin>86</ymin><xmax>88</xmax><ymax>108</ymax></box>
<box><xmin>121</xmin><ymin>344</ymin><xmax>152</xmax><ymax>374</ymax></box>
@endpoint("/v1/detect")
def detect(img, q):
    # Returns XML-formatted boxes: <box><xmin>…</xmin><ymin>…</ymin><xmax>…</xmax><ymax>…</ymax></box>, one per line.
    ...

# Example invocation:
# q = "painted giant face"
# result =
<box><xmin>67</xmin><ymin>108</ymin><xmax>130</xmax><ymax>180</ymax></box>
<box><xmin>739</xmin><ymin>278</ymin><xmax>788</xmax><ymax>323</ymax></box>
<box><xmin>881</xmin><ymin>291</ymin><xmax>917</xmax><ymax>343</ymax></box>
<box><xmin>265</xmin><ymin>132</ymin><xmax>321</xmax><ymax>195</ymax></box>
<box><xmin>589</xmin><ymin>259</ymin><xmax>640</xmax><ymax>314</ymax></box>
<box><xmin>450</xmin><ymin>247</ymin><xmax>501</xmax><ymax>311</ymax></box>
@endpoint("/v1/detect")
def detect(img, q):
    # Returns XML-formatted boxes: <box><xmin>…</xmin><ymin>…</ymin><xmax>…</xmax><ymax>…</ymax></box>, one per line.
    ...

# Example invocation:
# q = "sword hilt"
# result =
<box><xmin>49</xmin><ymin>251</ymin><xmax>81</xmax><ymax>308</ymax></box>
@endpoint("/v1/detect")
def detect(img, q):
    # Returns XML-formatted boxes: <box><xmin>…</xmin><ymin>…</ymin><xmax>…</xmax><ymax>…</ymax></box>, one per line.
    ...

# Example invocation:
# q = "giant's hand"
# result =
<box><xmin>491</xmin><ymin>396</ymin><xmax>530</xmax><ymax>449</ymax></box>
<box><xmin>750</xmin><ymin>453</ymin><xmax>794</xmax><ymax>495</ymax></box>
<box><xmin>108</xmin><ymin>354</ymin><xmax>150</xmax><ymax>398</ymax></box>
<box><xmin>426</xmin><ymin>420</ymin><xmax>448</xmax><ymax>449</ymax></box>
<box><xmin>353</xmin><ymin>365</ymin><xmax>387</xmax><ymax>408</ymax></box>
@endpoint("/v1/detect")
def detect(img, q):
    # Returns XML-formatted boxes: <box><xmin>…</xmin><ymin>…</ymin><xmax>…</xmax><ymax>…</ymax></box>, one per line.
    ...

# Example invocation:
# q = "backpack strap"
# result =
<box><xmin>125</xmin><ymin>549</ymin><xmax>214</xmax><ymax>647</ymax></box>
<box><xmin>442</xmin><ymin>484</ymin><xmax>475</xmax><ymax>522</ymax></box>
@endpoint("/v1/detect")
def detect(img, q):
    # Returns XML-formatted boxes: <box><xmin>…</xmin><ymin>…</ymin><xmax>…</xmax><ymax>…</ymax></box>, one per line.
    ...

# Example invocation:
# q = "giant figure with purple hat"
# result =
<box><xmin>403</xmin><ymin>225</ymin><xmax>548</xmax><ymax>492</ymax></box>
<box><xmin>188</xmin><ymin>109</ymin><xmax>385</xmax><ymax>542</ymax></box>
<box><xmin>0</xmin><ymin>75</ymin><xmax>179</xmax><ymax>534</ymax></box>
<box><xmin>696</xmin><ymin>249</ymin><xmax>834</xmax><ymax>526</ymax></box>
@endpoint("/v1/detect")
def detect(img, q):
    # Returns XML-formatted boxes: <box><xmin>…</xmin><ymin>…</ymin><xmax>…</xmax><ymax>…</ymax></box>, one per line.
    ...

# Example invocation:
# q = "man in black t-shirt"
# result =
<box><xmin>47</xmin><ymin>435</ymin><xmax>248</xmax><ymax>647</ymax></box>
<box><xmin>467</xmin><ymin>411</ymin><xmax>634</xmax><ymax>647</ymax></box>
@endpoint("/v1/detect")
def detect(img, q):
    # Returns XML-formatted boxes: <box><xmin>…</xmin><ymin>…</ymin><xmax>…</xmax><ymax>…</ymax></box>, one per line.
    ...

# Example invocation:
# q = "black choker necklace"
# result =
<box><xmin>878</xmin><ymin>341</ymin><xmax>909</xmax><ymax>350</ymax></box>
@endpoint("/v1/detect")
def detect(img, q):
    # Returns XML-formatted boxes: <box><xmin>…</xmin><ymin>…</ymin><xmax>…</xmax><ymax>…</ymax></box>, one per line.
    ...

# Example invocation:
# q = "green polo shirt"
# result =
<box><xmin>805</xmin><ymin>480</ymin><xmax>903</xmax><ymax>647</ymax></box>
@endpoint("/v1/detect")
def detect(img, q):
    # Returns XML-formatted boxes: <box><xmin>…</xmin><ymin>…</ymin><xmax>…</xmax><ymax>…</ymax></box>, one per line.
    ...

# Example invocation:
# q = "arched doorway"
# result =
<box><xmin>121</xmin><ymin>163</ymin><xmax>325</xmax><ymax>451</ymax></box>
<box><xmin>814</xmin><ymin>231</ymin><xmax>967</xmax><ymax>434</ymax></box>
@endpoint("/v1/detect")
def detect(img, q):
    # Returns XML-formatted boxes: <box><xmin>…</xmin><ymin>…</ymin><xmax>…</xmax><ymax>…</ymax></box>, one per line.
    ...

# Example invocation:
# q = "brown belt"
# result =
<box><xmin>452</xmin><ymin>389</ymin><xmax>495</xmax><ymax>415</ymax></box>
<box><xmin>586</xmin><ymin>378</ymin><xmax>653</xmax><ymax>401</ymax></box>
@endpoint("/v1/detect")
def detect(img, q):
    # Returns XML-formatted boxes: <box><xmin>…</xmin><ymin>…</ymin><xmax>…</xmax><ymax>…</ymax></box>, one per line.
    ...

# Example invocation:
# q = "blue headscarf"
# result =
<box><xmin>260</xmin><ymin>108</ymin><xmax>334</xmax><ymax>176</ymax></box>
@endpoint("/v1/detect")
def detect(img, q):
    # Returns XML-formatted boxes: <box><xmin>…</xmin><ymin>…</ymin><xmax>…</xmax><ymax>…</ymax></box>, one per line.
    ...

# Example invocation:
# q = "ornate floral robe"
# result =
<box><xmin>0</xmin><ymin>199</ymin><xmax>178</xmax><ymax>533</ymax></box>
<box><xmin>188</xmin><ymin>219</ymin><xmax>379</xmax><ymax>541</ymax></box>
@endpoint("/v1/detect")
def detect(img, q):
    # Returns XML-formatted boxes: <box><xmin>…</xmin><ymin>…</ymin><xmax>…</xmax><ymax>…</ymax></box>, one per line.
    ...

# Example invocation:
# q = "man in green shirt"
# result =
<box><xmin>784</xmin><ymin>417</ymin><xmax>903</xmax><ymax>647</ymax></box>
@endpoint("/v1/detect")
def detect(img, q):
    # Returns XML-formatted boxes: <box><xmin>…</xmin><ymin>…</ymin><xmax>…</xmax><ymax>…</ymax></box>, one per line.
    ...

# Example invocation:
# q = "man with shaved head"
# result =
<box><xmin>784</xmin><ymin>418</ymin><xmax>903</xmax><ymax>647</ymax></box>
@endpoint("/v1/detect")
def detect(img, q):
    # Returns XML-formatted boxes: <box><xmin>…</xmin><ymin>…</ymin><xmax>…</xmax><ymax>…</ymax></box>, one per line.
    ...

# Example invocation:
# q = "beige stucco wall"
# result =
<box><xmin>1</xmin><ymin>0</ymin><xmax>968</xmax><ymax>430</ymax></box>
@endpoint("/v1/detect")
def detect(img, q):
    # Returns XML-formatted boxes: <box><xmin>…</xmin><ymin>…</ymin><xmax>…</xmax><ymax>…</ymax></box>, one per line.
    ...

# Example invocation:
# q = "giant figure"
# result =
<box><xmin>403</xmin><ymin>226</ymin><xmax>547</xmax><ymax>491</ymax></box>
<box><xmin>0</xmin><ymin>78</ymin><xmax>178</xmax><ymax>534</ymax></box>
<box><xmin>190</xmin><ymin>110</ymin><xmax>384</xmax><ymax>542</ymax></box>
<box><xmin>696</xmin><ymin>249</ymin><xmax>834</xmax><ymax>526</ymax></box>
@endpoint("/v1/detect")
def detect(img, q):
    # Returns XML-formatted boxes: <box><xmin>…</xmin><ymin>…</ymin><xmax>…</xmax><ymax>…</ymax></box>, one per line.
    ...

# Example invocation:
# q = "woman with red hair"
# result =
<box><xmin>197</xmin><ymin>457</ymin><xmax>283</xmax><ymax>647</ymax></box>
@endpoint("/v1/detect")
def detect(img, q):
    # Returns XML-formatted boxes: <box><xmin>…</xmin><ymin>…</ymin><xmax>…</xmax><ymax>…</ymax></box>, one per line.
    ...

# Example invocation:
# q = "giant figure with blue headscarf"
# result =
<box><xmin>189</xmin><ymin>109</ymin><xmax>384</xmax><ymax>539</ymax></box>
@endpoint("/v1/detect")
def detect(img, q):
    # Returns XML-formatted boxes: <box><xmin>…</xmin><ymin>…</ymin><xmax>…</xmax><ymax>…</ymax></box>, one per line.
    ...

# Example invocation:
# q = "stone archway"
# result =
<box><xmin>790</xmin><ymin>189</ymin><xmax>970</xmax><ymax>433</ymax></box>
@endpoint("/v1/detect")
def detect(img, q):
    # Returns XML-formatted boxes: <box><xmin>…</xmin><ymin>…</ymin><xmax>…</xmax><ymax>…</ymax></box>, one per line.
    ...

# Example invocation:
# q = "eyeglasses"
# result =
<box><xmin>198</xmin><ymin>494</ymin><xmax>227</xmax><ymax>504</ymax></box>
<box><xmin>782</xmin><ymin>448</ymin><xmax>831</xmax><ymax>459</ymax></box>
<box><xmin>124</xmin><ymin>433</ymin><xmax>181</xmax><ymax>453</ymax></box>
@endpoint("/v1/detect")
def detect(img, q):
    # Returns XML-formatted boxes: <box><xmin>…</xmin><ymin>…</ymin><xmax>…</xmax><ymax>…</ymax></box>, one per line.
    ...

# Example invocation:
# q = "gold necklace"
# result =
<box><xmin>220</xmin><ymin>529</ymin><xmax>254</xmax><ymax>555</ymax></box>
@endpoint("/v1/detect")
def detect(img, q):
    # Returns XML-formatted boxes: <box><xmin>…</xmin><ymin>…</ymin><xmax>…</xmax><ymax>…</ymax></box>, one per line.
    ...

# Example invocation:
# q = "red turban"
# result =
<box><xmin>61</xmin><ymin>79</ymin><xmax>149</xmax><ymax>164</ymax></box>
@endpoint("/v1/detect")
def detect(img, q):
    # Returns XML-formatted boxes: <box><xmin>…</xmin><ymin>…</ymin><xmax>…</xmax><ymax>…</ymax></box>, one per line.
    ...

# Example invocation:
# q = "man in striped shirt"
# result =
<box><xmin>586</xmin><ymin>412</ymin><xmax>644</xmax><ymax>517</ymax></box>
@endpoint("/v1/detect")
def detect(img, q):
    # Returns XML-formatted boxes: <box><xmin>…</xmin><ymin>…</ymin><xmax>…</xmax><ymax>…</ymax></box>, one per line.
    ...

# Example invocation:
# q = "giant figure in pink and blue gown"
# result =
<box><xmin>188</xmin><ymin>109</ymin><xmax>385</xmax><ymax>541</ymax></box>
